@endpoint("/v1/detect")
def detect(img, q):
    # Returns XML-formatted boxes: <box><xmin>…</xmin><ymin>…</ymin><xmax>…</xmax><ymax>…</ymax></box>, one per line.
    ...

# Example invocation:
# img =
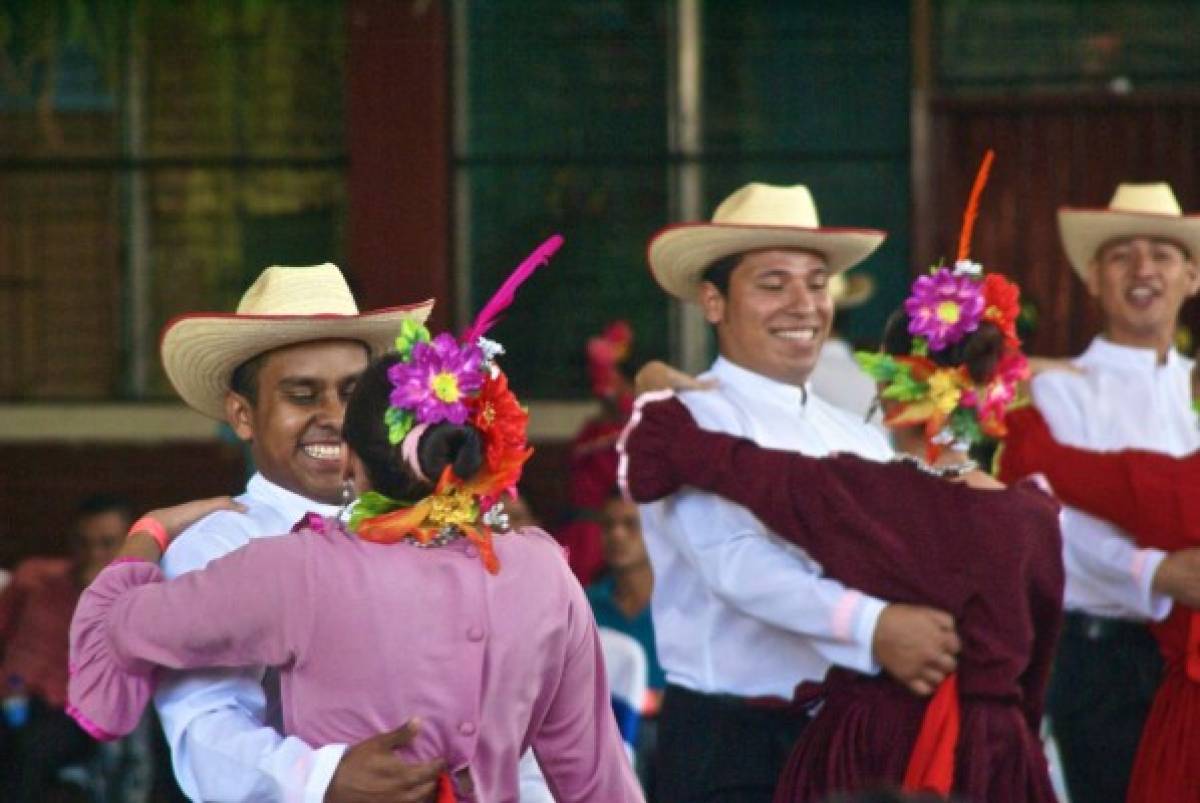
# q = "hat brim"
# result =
<box><xmin>1058</xmin><ymin>208</ymin><xmax>1200</xmax><ymax>279</ymax></box>
<box><xmin>160</xmin><ymin>300</ymin><xmax>434</xmax><ymax>420</ymax></box>
<box><xmin>647</xmin><ymin>223</ymin><xmax>887</xmax><ymax>302</ymax></box>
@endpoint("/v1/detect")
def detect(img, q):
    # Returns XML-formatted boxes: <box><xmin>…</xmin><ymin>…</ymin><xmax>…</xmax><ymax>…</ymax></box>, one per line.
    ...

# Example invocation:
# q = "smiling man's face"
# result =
<box><xmin>701</xmin><ymin>248</ymin><xmax>834</xmax><ymax>387</ymax></box>
<box><xmin>227</xmin><ymin>339</ymin><xmax>369</xmax><ymax>504</ymax></box>
<box><xmin>1088</xmin><ymin>236</ymin><xmax>1199</xmax><ymax>352</ymax></box>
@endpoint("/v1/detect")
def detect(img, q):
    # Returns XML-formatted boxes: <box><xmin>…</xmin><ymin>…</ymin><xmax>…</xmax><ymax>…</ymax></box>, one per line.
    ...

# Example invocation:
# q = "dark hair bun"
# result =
<box><xmin>417</xmin><ymin>424</ymin><xmax>484</xmax><ymax>484</ymax></box>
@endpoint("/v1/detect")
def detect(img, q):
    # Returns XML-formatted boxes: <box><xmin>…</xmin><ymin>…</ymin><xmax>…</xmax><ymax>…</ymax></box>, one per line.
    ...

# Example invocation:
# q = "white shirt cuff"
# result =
<box><xmin>848</xmin><ymin>593</ymin><xmax>888</xmax><ymax>674</ymax></box>
<box><xmin>1136</xmin><ymin>548</ymin><xmax>1174</xmax><ymax>622</ymax></box>
<box><xmin>304</xmin><ymin>743</ymin><xmax>347</xmax><ymax>803</ymax></box>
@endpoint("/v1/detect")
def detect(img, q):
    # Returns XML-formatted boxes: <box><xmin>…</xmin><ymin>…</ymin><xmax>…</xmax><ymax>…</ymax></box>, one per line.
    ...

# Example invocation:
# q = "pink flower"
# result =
<box><xmin>387</xmin><ymin>333</ymin><xmax>484</xmax><ymax>425</ymax></box>
<box><xmin>905</xmin><ymin>268</ymin><xmax>985</xmax><ymax>352</ymax></box>
<box><xmin>978</xmin><ymin>352</ymin><xmax>1029</xmax><ymax>430</ymax></box>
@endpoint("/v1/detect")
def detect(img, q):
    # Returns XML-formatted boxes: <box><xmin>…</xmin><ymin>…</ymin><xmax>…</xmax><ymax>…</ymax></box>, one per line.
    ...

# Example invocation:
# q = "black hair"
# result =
<box><xmin>881</xmin><ymin>308</ymin><xmax>1005</xmax><ymax>385</ymax></box>
<box><xmin>75</xmin><ymin>493</ymin><xmax>133</xmax><ymax>522</ymax></box>
<box><xmin>229</xmin><ymin>352</ymin><xmax>269</xmax><ymax>405</ymax></box>
<box><xmin>699</xmin><ymin>253</ymin><xmax>743</xmax><ymax>296</ymax></box>
<box><xmin>343</xmin><ymin>353</ymin><xmax>483</xmax><ymax>501</ymax></box>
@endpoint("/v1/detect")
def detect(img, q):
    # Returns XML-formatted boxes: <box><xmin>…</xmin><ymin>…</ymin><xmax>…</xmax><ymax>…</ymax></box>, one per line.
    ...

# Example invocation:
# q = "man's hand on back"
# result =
<box><xmin>325</xmin><ymin>719</ymin><xmax>445</xmax><ymax>803</ymax></box>
<box><xmin>872</xmin><ymin>603</ymin><xmax>961</xmax><ymax>696</ymax></box>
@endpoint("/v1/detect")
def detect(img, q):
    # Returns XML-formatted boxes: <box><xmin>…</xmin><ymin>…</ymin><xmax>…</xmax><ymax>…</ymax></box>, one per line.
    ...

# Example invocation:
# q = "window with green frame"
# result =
<box><xmin>0</xmin><ymin>1</ymin><xmax>345</xmax><ymax>400</ymax></box>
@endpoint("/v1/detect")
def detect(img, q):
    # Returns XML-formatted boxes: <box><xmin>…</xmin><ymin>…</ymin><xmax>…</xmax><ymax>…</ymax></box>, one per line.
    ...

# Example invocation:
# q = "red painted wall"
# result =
<box><xmin>345</xmin><ymin>0</ymin><xmax>452</xmax><ymax>331</ymax></box>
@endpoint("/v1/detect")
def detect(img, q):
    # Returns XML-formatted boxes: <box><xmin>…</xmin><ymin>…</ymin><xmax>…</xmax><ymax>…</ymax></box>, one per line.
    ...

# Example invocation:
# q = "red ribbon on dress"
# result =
<box><xmin>901</xmin><ymin>672</ymin><xmax>960</xmax><ymax>796</ymax></box>
<box><xmin>436</xmin><ymin>771</ymin><xmax>455</xmax><ymax>802</ymax></box>
<box><xmin>1188</xmin><ymin>613</ymin><xmax>1200</xmax><ymax>683</ymax></box>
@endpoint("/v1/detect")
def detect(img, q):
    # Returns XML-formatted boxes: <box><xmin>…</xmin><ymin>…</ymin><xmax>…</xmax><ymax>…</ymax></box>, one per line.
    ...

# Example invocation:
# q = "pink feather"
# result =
<box><xmin>462</xmin><ymin>234</ymin><xmax>564</xmax><ymax>344</ymax></box>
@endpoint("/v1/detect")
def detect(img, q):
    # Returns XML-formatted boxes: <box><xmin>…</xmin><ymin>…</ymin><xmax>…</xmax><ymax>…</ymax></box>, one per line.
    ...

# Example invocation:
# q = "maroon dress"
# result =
<box><xmin>622</xmin><ymin>397</ymin><xmax>1063</xmax><ymax>803</ymax></box>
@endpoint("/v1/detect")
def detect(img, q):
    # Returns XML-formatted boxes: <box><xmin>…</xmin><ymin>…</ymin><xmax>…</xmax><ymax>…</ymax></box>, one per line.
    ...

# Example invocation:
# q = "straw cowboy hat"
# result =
<box><xmin>647</xmin><ymin>182</ymin><xmax>886</xmax><ymax>301</ymax></box>
<box><xmin>161</xmin><ymin>263</ymin><xmax>434</xmax><ymax>420</ymax></box>
<box><xmin>830</xmin><ymin>272</ymin><xmax>875</xmax><ymax>309</ymax></box>
<box><xmin>1059</xmin><ymin>182</ymin><xmax>1200</xmax><ymax>279</ymax></box>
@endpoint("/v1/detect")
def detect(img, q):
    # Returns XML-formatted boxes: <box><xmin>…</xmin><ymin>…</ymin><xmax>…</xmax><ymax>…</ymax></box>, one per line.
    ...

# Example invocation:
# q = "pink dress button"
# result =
<box><xmin>459</xmin><ymin>721</ymin><xmax>476</xmax><ymax>736</ymax></box>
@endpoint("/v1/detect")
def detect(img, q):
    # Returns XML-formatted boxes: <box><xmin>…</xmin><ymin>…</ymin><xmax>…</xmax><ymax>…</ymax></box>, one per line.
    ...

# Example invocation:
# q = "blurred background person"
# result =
<box><xmin>0</xmin><ymin>494</ymin><xmax>131</xmax><ymax>803</ymax></box>
<box><xmin>587</xmin><ymin>491</ymin><xmax>665</xmax><ymax>797</ymax></box>
<box><xmin>557</xmin><ymin>321</ymin><xmax>637</xmax><ymax>584</ymax></box>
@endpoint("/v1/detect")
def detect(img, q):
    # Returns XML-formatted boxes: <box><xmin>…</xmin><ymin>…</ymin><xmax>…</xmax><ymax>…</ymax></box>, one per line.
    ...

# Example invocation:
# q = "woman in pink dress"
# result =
<box><xmin>68</xmin><ymin>303</ymin><xmax>642</xmax><ymax>802</ymax></box>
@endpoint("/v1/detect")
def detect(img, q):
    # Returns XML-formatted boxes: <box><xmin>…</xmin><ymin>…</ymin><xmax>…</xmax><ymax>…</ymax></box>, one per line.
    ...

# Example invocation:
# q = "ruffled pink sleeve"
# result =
<box><xmin>68</xmin><ymin>536</ymin><xmax>311</xmax><ymax>741</ymax></box>
<box><xmin>67</xmin><ymin>559</ymin><xmax>165</xmax><ymax>740</ymax></box>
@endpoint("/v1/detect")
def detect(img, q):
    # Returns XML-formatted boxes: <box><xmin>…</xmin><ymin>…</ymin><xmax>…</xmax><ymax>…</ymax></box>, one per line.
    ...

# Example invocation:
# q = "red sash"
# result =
<box><xmin>1188</xmin><ymin>613</ymin><xmax>1200</xmax><ymax>683</ymax></box>
<box><xmin>436</xmin><ymin>771</ymin><xmax>455</xmax><ymax>802</ymax></box>
<box><xmin>902</xmin><ymin>673</ymin><xmax>960</xmax><ymax>796</ymax></box>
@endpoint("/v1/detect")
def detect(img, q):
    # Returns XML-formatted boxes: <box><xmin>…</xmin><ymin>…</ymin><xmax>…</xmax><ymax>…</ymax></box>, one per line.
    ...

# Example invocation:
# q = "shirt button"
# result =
<box><xmin>464</xmin><ymin>545</ymin><xmax>479</xmax><ymax>558</ymax></box>
<box><xmin>458</xmin><ymin>721</ymin><xmax>476</xmax><ymax>736</ymax></box>
<box><xmin>467</xmin><ymin>626</ymin><xmax>485</xmax><ymax>642</ymax></box>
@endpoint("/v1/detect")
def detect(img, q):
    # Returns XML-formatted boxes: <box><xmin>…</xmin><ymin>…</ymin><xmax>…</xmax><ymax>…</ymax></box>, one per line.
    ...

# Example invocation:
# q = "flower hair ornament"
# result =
<box><xmin>347</xmin><ymin>235</ymin><xmax>564</xmax><ymax>573</ymax></box>
<box><xmin>587</xmin><ymin>320</ymin><xmax>634</xmax><ymax>410</ymax></box>
<box><xmin>855</xmin><ymin>150</ymin><xmax>1028</xmax><ymax>461</ymax></box>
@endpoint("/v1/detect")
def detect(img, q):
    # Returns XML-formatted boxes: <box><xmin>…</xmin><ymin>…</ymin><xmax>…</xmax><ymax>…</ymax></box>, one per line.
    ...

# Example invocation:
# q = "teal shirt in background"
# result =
<box><xmin>585</xmin><ymin>576</ymin><xmax>665</xmax><ymax>691</ymax></box>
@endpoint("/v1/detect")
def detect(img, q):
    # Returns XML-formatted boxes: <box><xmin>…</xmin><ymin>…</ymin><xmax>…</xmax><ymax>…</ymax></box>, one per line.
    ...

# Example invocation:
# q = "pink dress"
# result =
<box><xmin>68</xmin><ymin>519</ymin><xmax>642</xmax><ymax>802</ymax></box>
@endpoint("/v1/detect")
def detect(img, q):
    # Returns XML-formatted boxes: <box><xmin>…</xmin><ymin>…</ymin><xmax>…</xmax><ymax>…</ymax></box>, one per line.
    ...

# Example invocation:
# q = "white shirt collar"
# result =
<box><xmin>710</xmin><ymin>356</ymin><xmax>810</xmax><ymax>409</ymax></box>
<box><xmin>245</xmin><ymin>473</ymin><xmax>342</xmax><ymax>528</ymax></box>
<box><xmin>1081</xmin><ymin>336</ymin><xmax>1184</xmax><ymax>371</ymax></box>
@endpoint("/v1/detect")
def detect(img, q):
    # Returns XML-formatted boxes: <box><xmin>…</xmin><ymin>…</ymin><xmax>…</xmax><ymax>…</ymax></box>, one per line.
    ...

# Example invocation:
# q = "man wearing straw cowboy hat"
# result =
<box><xmin>151</xmin><ymin>265</ymin><xmax>458</xmax><ymax>803</ymax></box>
<box><xmin>1016</xmin><ymin>183</ymin><xmax>1200</xmax><ymax>803</ymax></box>
<box><xmin>640</xmin><ymin>183</ymin><xmax>962</xmax><ymax>802</ymax></box>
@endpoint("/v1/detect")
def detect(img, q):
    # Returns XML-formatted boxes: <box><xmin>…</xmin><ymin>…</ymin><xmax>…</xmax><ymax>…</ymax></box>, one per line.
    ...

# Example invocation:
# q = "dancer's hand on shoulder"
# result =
<box><xmin>635</xmin><ymin>360</ymin><xmax>717</xmax><ymax>396</ymax></box>
<box><xmin>326</xmin><ymin>719</ymin><xmax>446</xmax><ymax>803</ymax></box>
<box><xmin>873</xmin><ymin>603</ymin><xmax>961</xmax><ymax>696</ymax></box>
<box><xmin>145</xmin><ymin>496</ymin><xmax>246</xmax><ymax>543</ymax></box>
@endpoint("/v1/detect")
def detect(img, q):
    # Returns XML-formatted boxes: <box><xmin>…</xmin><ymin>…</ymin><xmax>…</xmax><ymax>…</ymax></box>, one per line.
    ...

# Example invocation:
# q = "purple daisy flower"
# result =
<box><xmin>387</xmin><ymin>333</ymin><xmax>484</xmax><ymax>425</ymax></box>
<box><xmin>904</xmin><ymin>267</ymin><xmax>985</xmax><ymax>351</ymax></box>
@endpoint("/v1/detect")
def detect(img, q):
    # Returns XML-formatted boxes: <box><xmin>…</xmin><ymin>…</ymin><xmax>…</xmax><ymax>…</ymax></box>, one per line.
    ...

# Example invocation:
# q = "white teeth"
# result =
<box><xmin>303</xmin><ymin>444</ymin><xmax>342</xmax><ymax>461</ymax></box>
<box><xmin>777</xmin><ymin>329</ymin><xmax>816</xmax><ymax>341</ymax></box>
<box><xmin>1129</xmin><ymin>287</ymin><xmax>1154</xmax><ymax>299</ymax></box>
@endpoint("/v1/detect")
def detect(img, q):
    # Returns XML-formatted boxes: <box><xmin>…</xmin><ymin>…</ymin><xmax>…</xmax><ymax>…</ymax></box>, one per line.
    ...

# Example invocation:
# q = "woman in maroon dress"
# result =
<box><xmin>620</xmin><ymin>236</ymin><xmax>1065</xmax><ymax>802</ymax></box>
<box><xmin>999</xmin><ymin>405</ymin><xmax>1200</xmax><ymax>803</ymax></box>
<box><xmin>621</xmin><ymin>387</ymin><xmax>1062</xmax><ymax>802</ymax></box>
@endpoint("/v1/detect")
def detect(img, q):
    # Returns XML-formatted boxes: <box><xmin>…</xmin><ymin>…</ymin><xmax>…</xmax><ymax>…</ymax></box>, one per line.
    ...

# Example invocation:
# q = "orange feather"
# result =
<box><xmin>957</xmin><ymin>149</ymin><xmax>995</xmax><ymax>263</ymax></box>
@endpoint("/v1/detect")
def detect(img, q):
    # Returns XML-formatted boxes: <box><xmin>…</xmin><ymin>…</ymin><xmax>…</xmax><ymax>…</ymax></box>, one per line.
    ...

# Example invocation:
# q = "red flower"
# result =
<box><xmin>982</xmin><ymin>273</ymin><xmax>1021</xmax><ymax>346</ymax></box>
<box><xmin>470</xmin><ymin>370</ymin><xmax>528</xmax><ymax>474</ymax></box>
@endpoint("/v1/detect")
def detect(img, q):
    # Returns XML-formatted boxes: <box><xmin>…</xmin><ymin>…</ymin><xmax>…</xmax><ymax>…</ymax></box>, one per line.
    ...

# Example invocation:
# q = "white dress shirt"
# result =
<box><xmin>1031</xmin><ymin>337</ymin><xmax>1196</xmax><ymax>621</ymax></box>
<box><xmin>155</xmin><ymin>473</ymin><xmax>346</xmax><ymax>803</ymax></box>
<box><xmin>639</xmin><ymin>357</ymin><xmax>894</xmax><ymax>699</ymax></box>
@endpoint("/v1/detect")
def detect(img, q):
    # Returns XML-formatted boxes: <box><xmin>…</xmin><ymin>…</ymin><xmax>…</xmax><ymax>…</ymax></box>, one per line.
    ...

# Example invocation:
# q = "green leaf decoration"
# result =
<box><xmin>856</xmin><ymin>352</ymin><xmax>928</xmax><ymax>402</ymax></box>
<box><xmin>348</xmin><ymin>491</ymin><xmax>405</xmax><ymax>532</ymax></box>
<box><xmin>384</xmin><ymin>406</ymin><xmax>414</xmax><ymax>445</ymax></box>
<box><xmin>394</xmin><ymin>319</ymin><xmax>431</xmax><ymax>360</ymax></box>
<box><xmin>882</xmin><ymin>372</ymin><xmax>928</xmax><ymax>402</ymax></box>
<box><xmin>948</xmin><ymin>406</ymin><xmax>984</xmax><ymax>445</ymax></box>
<box><xmin>911</xmin><ymin>338</ymin><xmax>929</xmax><ymax>357</ymax></box>
<box><xmin>854</xmin><ymin>351</ymin><xmax>900</xmax><ymax>380</ymax></box>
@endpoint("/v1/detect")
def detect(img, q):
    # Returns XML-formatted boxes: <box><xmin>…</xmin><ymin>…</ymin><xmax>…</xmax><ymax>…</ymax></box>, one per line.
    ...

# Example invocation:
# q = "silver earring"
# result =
<box><xmin>339</xmin><ymin>479</ymin><xmax>356</xmax><ymax>516</ymax></box>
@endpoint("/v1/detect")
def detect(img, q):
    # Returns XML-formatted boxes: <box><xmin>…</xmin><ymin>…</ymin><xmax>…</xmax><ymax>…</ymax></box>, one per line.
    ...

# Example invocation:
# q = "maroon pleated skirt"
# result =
<box><xmin>772</xmin><ymin>672</ymin><xmax>1056</xmax><ymax>803</ymax></box>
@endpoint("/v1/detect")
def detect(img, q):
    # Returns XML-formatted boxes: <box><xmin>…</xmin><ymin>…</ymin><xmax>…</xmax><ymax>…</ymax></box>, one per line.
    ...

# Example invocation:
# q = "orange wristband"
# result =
<box><xmin>128</xmin><ymin>516</ymin><xmax>169</xmax><ymax>553</ymax></box>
